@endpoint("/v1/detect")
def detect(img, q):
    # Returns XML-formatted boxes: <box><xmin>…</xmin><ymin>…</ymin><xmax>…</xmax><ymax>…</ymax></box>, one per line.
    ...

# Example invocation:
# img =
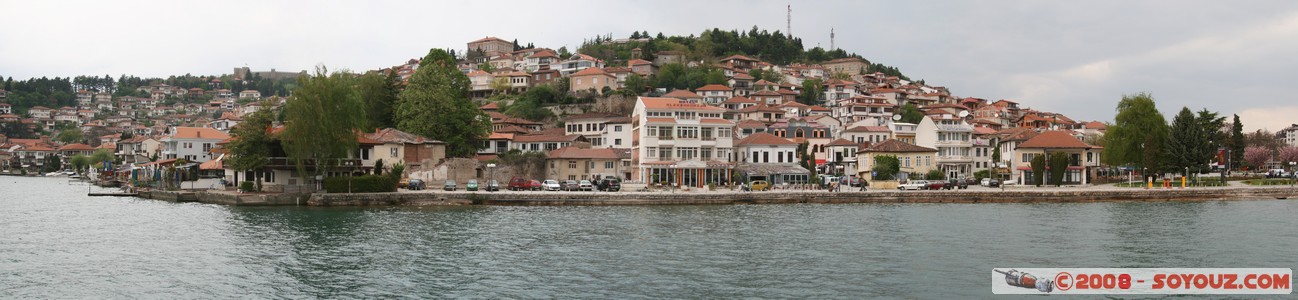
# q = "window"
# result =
<box><xmin>763</xmin><ymin>151</ymin><xmax>770</xmax><ymax>163</ymax></box>
<box><xmin>647</xmin><ymin>147</ymin><xmax>657</xmax><ymax>158</ymax></box>
<box><xmin>614</xmin><ymin>125</ymin><xmax>623</xmax><ymax>132</ymax></box>
<box><xmin>777</xmin><ymin>151</ymin><xmax>785</xmax><ymax>163</ymax></box>
<box><xmin>569</xmin><ymin>161</ymin><xmax>576</xmax><ymax>169</ymax></box>
<box><xmin>576</xmin><ymin>78</ymin><xmax>582</xmax><ymax>85</ymax></box>
<box><xmin>701</xmin><ymin>148</ymin><xmax>712</xmax><ymax>161</ymax></box>
<box><xmin>718</xmin><ymin>128</ymin><xmax>731</xmax><ymax>138</ymax></box>
<box><xmin>390</xmin><ymin>148</ymin><xmax>398</xmax><ymax>158</ymax></box>
<box><xmin>615</xmin><ymin>138</ymin><xmax>622</xmax><ymax>145</ymax></box>
<box><xmin>905</xmin><ymin>157</ymin><xmax>911</xmax><ymax>167</ymax></box>
<box><xmin>605</xmin><ymin>161</ymin><xmax>614</xmax><ymax>169</ymax></box>
<box><xmin>647</xmin><ymin>126</ymin><xmax>657</xmax><ymax>136</ymax></box>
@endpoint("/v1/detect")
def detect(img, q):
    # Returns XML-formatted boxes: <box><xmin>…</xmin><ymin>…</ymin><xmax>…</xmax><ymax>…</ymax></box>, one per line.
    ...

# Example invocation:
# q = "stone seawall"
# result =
<box><xmin>307</xmin><ymin>187</ymin><xmax>1298</xmax><ymax>207</ymax></box>
<box><xmin>143</xmin><ymin>190</ymin><xmax>310</xmax><ymax>206</ymax></box>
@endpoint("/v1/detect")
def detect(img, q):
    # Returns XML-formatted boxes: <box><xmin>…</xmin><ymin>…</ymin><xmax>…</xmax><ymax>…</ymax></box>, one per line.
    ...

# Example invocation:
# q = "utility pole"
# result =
<box><xmin>787</xmin><ymin>4</ymin><xmax>792</xmax><ymax>38</ymax></box>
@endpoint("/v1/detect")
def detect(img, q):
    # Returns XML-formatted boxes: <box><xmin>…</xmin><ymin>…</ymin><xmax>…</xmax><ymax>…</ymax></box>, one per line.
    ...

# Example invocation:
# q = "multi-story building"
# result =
<box><xmin>1012</xmin><ymin>130</ymin><xmax>1103</xmax><ymax>185</ymax></box>
<box><xmin>160</xmin><ymin>127</ymin><xmax>230</xmax><ymax>163</ymax></box>
<box><xmin>822</xmin><ymin>57</ymin><xmax>870</xmax><ymax>76</ymax></box>
<box><xmin>569</xmin><ymin>67</ymin><xmax>616</xmax><ymax>94</ymax></box>
<box><xmin>916</xmin><ymin>114</ymin><xmax>975</xmax><ymax>180</ymax></box>
<box><xmin>1279</xmin><ymin>124</ymin><xmax>1298</xmax><ymax>147</ymax></box>
<box><xmin>696</xmin><ymin>84</ymin><xmax>734</xmax><ymax>105</ymax></box>
<box><xmin>546</xmin><ymin>146</ymin><xmax>626</xmax><ymax>181</ymax></box>
<box><xmin>735</xmin><ymin>132</ymin><xmax>810</xmax><ymax>185</ymax></box>
<box><xmin>633</xmin><ymin>97</ymin><xmax>735</xmax><ymax>187</ymax></box>
<box><xmin>856</xmin><ymin>139</ymin><xmax>938</xmax><ymax>183</ymax></box>
<box><xmin>467</xmin><ymin>36</ymin><xmax>513</xmax><ymax>57</ymax></box>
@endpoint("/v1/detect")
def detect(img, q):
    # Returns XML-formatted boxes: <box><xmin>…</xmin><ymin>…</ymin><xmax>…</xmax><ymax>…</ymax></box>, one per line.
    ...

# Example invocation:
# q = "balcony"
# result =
<box><xmin>656</xmin><ymin>135</ymin><xmax>674</xmax><ymax>140</ymax></box>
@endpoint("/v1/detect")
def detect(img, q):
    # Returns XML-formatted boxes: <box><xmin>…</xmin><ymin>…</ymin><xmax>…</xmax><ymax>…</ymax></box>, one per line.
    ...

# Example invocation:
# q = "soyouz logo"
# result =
<box><xmin>992</xmin><ymin>268</ymin><xmax>1292</xmax><ymax>295</ymax></box>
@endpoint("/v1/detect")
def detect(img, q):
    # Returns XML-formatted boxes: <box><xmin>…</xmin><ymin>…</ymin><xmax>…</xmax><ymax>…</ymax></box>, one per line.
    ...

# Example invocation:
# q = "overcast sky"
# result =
<box><xmin>3</xmin><ymin>0</ymin><xmax>1296</xmax><ymax>131</ymax></box>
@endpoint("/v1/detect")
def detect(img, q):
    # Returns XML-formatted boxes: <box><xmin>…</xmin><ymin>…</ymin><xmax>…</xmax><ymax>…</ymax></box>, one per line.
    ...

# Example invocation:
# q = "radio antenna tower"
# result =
<box><xmin>830</xmin><ymin>27</ymin><xmax>836</xmax><ymax>50</ymax></box>
<box><xmin>787</xmin><ymin>4</ymin><xmax>792</xmax><ymax>38</ymax></box>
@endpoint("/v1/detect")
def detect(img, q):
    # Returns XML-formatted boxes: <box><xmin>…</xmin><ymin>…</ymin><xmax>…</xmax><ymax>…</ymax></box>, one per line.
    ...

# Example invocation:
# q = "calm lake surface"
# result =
<box><xmin>3</xmin><ymin>176</ymin><xmax>1297</xmax><ymax>298</ymax></box>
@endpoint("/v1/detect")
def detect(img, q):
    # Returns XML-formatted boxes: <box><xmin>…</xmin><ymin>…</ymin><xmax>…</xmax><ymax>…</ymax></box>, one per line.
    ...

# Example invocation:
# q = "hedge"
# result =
<box><xmin>323</xmin><ymin>175</ymin><xmax>396</xmax><ymax>193</ymax></box>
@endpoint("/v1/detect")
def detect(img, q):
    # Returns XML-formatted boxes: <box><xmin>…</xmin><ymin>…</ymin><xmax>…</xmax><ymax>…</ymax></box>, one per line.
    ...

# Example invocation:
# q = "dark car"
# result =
<box><xmin>561</xmin><ymin>180</ymin><xmax>580</xmax><ymax>191</ymax></box>
<box><xmin>508</xmin><ymin>177</ymin><xmax>530</xmax><ymax>191</ymax></box>
<box><xmin>443</xmin><ymin>180</ymin><xmax>456</xmax><ymax>191</ymax></box>
<box><xmin>947</xmin><ymin>179</ymin><xmax>969</xmax><ymax>190</ymax></box>
<box><xmin>594</xmin><ymin>176</ymin><xmax>621</xmax><ymax>192</ymax></box>
<box><xmin>485</xmin><ymin>180</ymin><xmax>500</xmax><ymax>192</ymax></box>
<box><xmin>407</xmin><ymin>179</ymin><xmax>426</xmax><ymax>191</ymax></box>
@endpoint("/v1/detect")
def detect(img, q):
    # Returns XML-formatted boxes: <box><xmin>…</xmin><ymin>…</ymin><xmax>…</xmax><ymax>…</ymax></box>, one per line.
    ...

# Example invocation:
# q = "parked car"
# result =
<box><xmin>594</xmin><ymin>176</ymin><xmax>621</xmax><ymax>192</ymax></box>
<box><xmin>508</xmin><ymin>177</ymin><xmax>530</xmax><ymax>191</ymax></box>
<box><xmin>407</xmin><ymin>179</ymin><xmax>425</xmax><ymax>191</ymax></box>
<box><xmin>529</xmin><ymin>180</ymin><xmax>544</xmax><ymax>191</ymax></box>
<box><xmin>1267</xmin><ymin>169</ymin><xmax>1292</xmax><ymax>178</ymax></box>
<box><xmin>981</xmin><ymin>178</ymin><xmax>1002</xmax><ymax>187</ymax></box>
<box><xmin>578</xmin><ymin>180</ymin><xmax>594</xmax><ymax>191</ymax></box>
<box><xmin>925</xmin><ymin>181</ymin><xmax>949</xmax><ymax>190</ymax></box>
<box><xmin>749</xmin><ymin>180</ymin><xmax>771</xmax><ymax>191</ymax></box>
<box><xmin>443</xmin><ymin>180</ymin><xmax>456</xmax><ymax>191</ymax></box>
<box><xmin>485</xmin><ymin>180</ymin><xmax>500</xmax><ymax>192</ymax></box>
<box><xmin>398</xmin><ymin>178</ymin><xmax>412</xmax><ymax>189</ymax></box>
<box><xmin>898</xmin><ymin>180</ymin><xmax>929</xmax><ymax>190</ymax></box>
<box><xmin>466</xmin><ymin>179</ymin><xmax>479</xmax><ymax>191</ymax></box>
<box><xmin>847</xmin><ymin>177</ymin><xmax>862</xmax><ymax>187</ymax></box>
<box><xmin>543</xmin><ymin>179</ymin><xmax>562</xmax><ymax>191</ymax></box>
<box><xmin>561</xmin><ymin>180</ymin><xmax>580</xmax><ymax>191</ymax></box>
<box><xmin>947</xmin><ymin>179</ymin><xmax>969</xmax><ymax>190</ymax></box>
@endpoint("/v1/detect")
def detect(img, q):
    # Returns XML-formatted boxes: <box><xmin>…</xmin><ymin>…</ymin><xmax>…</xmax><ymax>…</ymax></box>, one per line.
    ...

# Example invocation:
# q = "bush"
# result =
<box><xmin>925</xmin><ymin>169</ymin><xmax>945</xmax><ymax>180</ymax></box>
<box><xmin>239</xmin><ymin>181</ymin><xmax>257</xmax><ymax>192</ymax></box>
<box><xmin>872</xmin><ymin>155</ymin><xmax>899</xmax><ymax>180</ymax></box>
<box><xmin>1030</xmin><ymin>155</ymin><xmax>1046</xmax><ymax>186</ymax></box>
<box><xmin>974</xmin><ymin>170</ymin><xmax>990</xmax><ymax>181</ymax></box>
<box><xmin>323</xmin><ymin>175</ymin><xmax>396</xmax><ymax>193</ymax></box>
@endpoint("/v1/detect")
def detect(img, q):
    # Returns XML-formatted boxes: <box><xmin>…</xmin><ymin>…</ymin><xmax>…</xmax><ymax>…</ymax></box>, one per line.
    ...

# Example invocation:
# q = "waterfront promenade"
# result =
<box><xmin>114</xmin><ymin>179</ymin><xmax>1298</xmax><ymax>207</ymax></box>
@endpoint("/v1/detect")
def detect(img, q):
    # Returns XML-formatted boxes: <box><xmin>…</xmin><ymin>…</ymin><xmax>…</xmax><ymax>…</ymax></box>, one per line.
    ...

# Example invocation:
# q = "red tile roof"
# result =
<box><xmin>638</xmin><ymin>97</ymin><xmax>726</xmax><ymax>111</ymax></box>
<box><xmin>570</xmin><ymin>67</ymin><xmax>611</xmax><ymax>77</ymax></box>
<box><xmin>169</xmin><ymin>127</ymin><xmax>231</xmax><ymax>140</ymax></box>
<box><xmin>1017</xmin><ymin>130</ymin><xmax>1092</xmax><ymax>149</ymax></box>
<box><xmin>662</xmin><ymin>90</ymin><xmax>703</xmax><ymax>99</ymax></box>
<box><xmin>58</xmin><ymin>143</ymin><xmax>95</xmax><ymax>151</ymax></box>
<box><xmin>695</xmin><ymin>84</ymin><xmax>733</xmax><ymax>92</ymax></box>
<box><xmin>736</xmin><ymin>132</ymin><xmax>795</xmax><ymax>146</ymax></box>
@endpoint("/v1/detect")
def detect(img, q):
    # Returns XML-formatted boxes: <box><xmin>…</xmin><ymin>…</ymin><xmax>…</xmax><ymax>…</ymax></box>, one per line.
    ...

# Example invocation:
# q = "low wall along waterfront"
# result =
<box><xmin>305</xmin><ymin>187</ymin><xmax>1298</xmax><ymax>207</ymax></box>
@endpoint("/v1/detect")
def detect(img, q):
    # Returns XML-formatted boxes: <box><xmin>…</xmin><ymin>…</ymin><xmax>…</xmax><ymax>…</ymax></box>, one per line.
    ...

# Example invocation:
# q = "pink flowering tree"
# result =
<box><xmin>1278</xmin><ymin>146</ymin><xmax>1298</xmax><ymax>170</ymax></box>
<box><xmin>1243</xmin><ymin>146</ymin><xmax>1272</xmax><ymax>171</ymax></box>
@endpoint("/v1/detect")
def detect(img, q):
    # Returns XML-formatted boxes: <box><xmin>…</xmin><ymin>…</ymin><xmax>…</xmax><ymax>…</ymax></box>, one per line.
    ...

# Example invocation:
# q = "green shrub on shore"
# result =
<box><xmin>324</xmin><ymin>175</ymin><xmax>397</xmax><ymax>193</ymax></box>
<box><xmin>239</xmin><ymin>181</ymin><xmax>256</xmax><ymax>192</ymax></box>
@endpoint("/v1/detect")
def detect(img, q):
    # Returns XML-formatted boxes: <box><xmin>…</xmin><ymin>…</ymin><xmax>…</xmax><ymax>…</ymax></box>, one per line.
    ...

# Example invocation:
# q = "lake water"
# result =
<box><xmin>3</xmin><ymin>176</ymin><xmax>1297</xmax><ymax>298</ymax></box>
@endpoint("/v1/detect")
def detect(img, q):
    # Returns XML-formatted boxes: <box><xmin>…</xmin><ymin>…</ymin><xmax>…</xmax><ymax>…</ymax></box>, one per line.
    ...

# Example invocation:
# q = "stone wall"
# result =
<box><xmin>308</xmin><ymin>187</ymin><xmax>1298</xmax><ymax>207</ymax></box>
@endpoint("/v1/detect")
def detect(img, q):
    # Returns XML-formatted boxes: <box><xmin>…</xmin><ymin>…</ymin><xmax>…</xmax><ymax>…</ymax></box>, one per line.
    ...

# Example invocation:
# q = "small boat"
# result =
<box><xmin>69</xmin><ymin>174</ymin><xmax>81</xmax><ymax>179</ymax></box>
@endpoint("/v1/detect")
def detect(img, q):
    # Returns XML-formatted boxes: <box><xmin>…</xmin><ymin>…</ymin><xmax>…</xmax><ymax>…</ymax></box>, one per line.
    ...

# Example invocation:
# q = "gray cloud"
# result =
<box><xmin>2</xmin><ymin>0</ymin><xmax>1295</xmax><ymax>130</ymax></box>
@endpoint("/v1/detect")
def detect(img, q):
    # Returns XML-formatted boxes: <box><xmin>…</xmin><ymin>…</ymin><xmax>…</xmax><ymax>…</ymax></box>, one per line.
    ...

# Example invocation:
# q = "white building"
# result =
<box><xmin>633</xmin><ymin>97</ymin><xmax>736</xmax><ymax>187</ymax></box>
<box><xmin>916</xmin><ymin>114</ymin><xmax>974</xmax><ymax>179</ymax></box>
<box><xmin>160</xmin><ymin>127</ymin><xmax>230</xmax><ymax>163</ymax></box>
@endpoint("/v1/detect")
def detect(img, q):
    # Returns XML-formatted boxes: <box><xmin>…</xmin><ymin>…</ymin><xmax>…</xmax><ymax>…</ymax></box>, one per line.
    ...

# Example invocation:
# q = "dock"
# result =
<box><xmin>88</xmin><ymin>193</ymin><xmax>139</xmax><ymax>197</ymax></box>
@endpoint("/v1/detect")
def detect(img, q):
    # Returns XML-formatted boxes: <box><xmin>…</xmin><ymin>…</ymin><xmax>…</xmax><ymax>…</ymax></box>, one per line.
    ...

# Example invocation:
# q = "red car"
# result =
<box><xmin>925</xmin><ymin>181</ymin><xmax>949</xmax><ymax>190</ymax></box>
<box><xmin>508</xmin><ymin>177</ymin><xmax>530</xmax><ymax>191</ymax></box>
<box><xmin>528</xmin><ymin>180</ymin><xmax>544</xmax><ymax>191</ymax></box>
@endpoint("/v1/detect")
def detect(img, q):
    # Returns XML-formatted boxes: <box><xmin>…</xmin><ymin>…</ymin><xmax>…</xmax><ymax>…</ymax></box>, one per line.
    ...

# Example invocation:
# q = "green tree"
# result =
<box><xmin>42</xmin><ymin>155</ymin><xmax>62</xmax><ymax>172</ymax></box>
<box><xmin>991</xmin><ymin>143</ymin><xmax>1002</xmax><ymax>166</ymax></box>
<box><xmin>396</xmin><ymin>49</ymin><xmax>491</xmax><ymax>157</ymax></box>
<box><xmin>226</xmin><ymin>104</ymin><xmax>275</xmax><ymax>189</ymax></box>
<box><xmin>283</xmin><ymin>66</ymin><xmax>367</xmax><ymax>178</ymax></box>
<box><xmin>621</xmin><ymin>73</ymin><xmax>647</xmax><ymax>96</ymax></box>
<box><xmin>1030</xmin><ymin>154</ymin><xmax>1046</xmax><ymax>186</ymax></box>
<box><xmin>56</xmin><ymin>128</ymin><xmax>83</xmax><ymax>144</ymax></box>
<box><xmin>357</xmin><ymin>71</ymin><xmax>400</xmax><ymax>131</ymax></box>
<box><xmin>1049</xmin><ymin>152</ymin><xmax>1069</xmax><ymax>186</ymax></box>
<box><xmin>374</xmin><ymin>159</ymin><xmax>384</xmax><ymax>176</ymax></box>
<box><xmin>1165</xmin><ymin>107</ymin><xmax>1208</xmax><ymax>174</ymax></box>
<box><xmin>1229</xmin><ymin>114</ymin><xmax>1245</xmax><ymax>169</ymax></box>
<box><xmin>798</xmin><ymin>78</ymin><xmax>822</xmax><ymax>105</ymax></box>
<box><xmin>898</xmin><ymin>103</ymin><xmax>925</xmax><ymax>124</ymax></box>
<box><xmin>871</xmin><ymin>155</ymin><xmax>900</xmax><ymax>180</ymax></box>
<box><xmin>90</xmin><ymin>148</ymin><xmax>114</xmax><ymax>167</ymax></box>
<box><xmin>70</xmin><ymin>155</ymin><xmax>90</xmax><ymax>174</ymax></box>
<box><xmin>1102</xmin><ymin>92</ymin><xmax>1168</xmax><ymax>173</ymax></box>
